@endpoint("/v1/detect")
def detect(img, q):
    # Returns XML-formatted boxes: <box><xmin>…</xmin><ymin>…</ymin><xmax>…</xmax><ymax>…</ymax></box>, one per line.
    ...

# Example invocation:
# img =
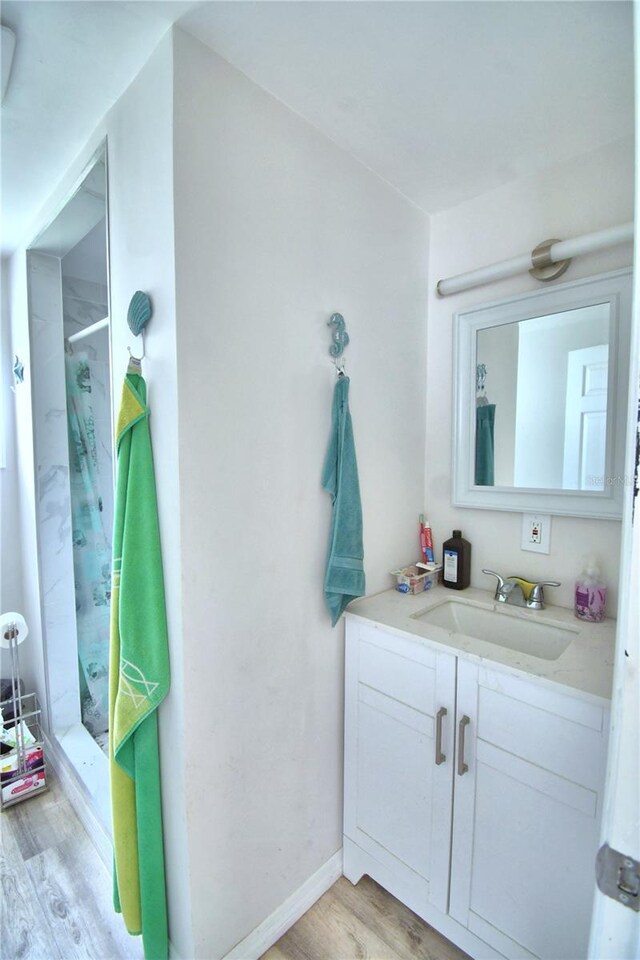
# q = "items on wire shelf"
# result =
<box><xmin>0</xmin><ymin>614</ymin><xmax>47</xmax><ymax>809</ymax></box>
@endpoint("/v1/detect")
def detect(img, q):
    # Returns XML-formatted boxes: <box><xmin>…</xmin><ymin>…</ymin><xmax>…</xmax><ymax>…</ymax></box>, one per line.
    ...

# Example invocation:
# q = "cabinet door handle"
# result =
<box><xmin>435</xmin><ymin>707</ymin><xmax>447</xmax><ymax>765</ymax></box>
<box><xmin>457</xmin><ymin>715</ymin><xmax>470</xmax><ymax>776</ymax></box>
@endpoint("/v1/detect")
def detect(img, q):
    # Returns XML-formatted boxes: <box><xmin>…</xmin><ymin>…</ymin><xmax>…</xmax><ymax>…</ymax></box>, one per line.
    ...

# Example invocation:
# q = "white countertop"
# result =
<box><xmin>345</xmin><ymin>585</ymin><xmax>616</xmax><ymax>703</ymax></box>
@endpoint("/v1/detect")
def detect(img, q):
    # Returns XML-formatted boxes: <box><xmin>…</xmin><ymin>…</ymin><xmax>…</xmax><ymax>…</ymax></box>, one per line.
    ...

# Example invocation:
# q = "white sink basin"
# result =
<box><xmin>412</xmin><ymin>599</ymin><xmax>577</xmax><ymax>661</ymax></box>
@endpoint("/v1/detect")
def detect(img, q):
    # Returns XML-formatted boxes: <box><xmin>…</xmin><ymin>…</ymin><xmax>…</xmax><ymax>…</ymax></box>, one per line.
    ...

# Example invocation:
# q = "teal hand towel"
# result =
<box><xmin>475</xmin><ymin>403</ymin><xmax>496</xmax><ymax>486</ymax></box>
<box><xmin>322</xmin><ymin>376</ymin><xmax>365</xmax><ymax>625</ymax></box>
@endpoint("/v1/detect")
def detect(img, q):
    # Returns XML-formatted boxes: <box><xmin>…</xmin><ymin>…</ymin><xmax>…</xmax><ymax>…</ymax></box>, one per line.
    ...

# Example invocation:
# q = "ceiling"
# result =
<box><xmin>1</xmin><ymin>1</ymin><xmax>634</xmax><ymax>258</ymax></box>
<box><xmin>1</xmin><ymin>0</ymin><xmax>195</xmax><ymax>256</ymax></box>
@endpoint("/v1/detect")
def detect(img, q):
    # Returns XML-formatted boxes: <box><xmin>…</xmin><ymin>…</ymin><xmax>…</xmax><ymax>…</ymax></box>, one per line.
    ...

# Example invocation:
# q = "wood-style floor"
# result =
<box><xmin>2</xmin><ymin>766</ymin><xmax>468</xmax><ymax>960</ymax></box>
<box><xmin>0</xmin><ymin>766</ymin><xmax>143</xmax><ymax>960</ymax></box>
<box><xmin>262</xmin><ymin>875</ymin><xmax>470</xmax><ymax>960</ymax></box>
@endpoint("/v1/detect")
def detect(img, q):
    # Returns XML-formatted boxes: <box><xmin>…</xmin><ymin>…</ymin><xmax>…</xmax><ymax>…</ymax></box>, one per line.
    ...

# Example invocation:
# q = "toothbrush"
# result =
<box><xmin>419</xmin><ymin>514</ymin><xmax>428</xmax><ymax>564</ymax></box>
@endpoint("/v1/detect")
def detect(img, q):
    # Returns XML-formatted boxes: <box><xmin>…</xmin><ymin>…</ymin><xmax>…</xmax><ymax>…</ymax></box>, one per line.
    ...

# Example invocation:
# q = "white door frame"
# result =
<box><xmin>588</xmin><ymin>9</ymin><xmax>640</xmax><ymax>953</ymax></box>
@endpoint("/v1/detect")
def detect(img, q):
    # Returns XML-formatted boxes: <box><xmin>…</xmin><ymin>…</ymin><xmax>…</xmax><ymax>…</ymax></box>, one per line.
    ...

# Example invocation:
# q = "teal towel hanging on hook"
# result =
<box><xmin>322</xmin><ymin>311</ymin><xmax>365</xmax><ymax>624</ymax></box>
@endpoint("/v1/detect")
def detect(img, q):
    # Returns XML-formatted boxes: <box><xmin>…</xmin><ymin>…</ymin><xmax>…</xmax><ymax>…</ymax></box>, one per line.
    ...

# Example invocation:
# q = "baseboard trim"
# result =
<box><xmin>223</xmin><ymin>849</ymin><xmax>343</xmax><ymax>960</ymax></box>
<box><xmin>44</xmin><ymin>732</ymin><xmax>112</xmax><ymax>869</ymax></box>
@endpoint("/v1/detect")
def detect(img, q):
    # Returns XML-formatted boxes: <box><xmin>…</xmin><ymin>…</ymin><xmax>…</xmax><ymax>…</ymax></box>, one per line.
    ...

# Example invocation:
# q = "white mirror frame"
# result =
<box><xmin>452</xmin><ymin>268</ymin><xmax>632</xmax><ymax>519</ymax></box>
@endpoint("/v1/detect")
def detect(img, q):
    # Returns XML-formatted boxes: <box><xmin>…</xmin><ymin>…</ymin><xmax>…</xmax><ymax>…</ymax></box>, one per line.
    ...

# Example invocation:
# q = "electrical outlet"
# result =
<box><xmin>521</xmin><ymin>514</ymin><xmax>551</xmax><ymax>554</ymax></box>
<box><xmin>529</xmin><ymin>519</ymin><xmax>542</xmax><ymax>544</ymax></box>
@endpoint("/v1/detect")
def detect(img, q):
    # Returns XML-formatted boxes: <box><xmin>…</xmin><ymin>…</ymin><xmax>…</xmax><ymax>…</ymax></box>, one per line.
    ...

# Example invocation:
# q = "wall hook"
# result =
<box><xmin>127</xmin><ymin>333</ymin><xmax>146</xmax><ymax>362</ymax></box>
<box><xmin>13</xmin><ymin>355</ymin><xmax>24</xmax><ymax>385</ymax></box>
<box><xmin>327</xmin><ymin>313</ymin><xmax>349</xmax><ymax>359</ymax></box>
<box><xmin>127</xmin><ymin>291</ymin><xmax>152</xmax><ymax>361</ymax></box>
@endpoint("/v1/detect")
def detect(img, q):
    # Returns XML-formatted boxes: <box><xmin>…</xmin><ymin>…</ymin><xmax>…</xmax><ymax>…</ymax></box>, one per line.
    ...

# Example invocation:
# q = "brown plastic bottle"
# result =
<box><xmin>442</xmin><ymin>529</ymin><xmax>471</xmax><ymax>590</ymax></box>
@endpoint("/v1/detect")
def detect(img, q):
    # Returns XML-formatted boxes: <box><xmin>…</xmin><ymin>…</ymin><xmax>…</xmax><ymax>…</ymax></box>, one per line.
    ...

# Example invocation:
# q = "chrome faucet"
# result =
<box><xmin>482</xmin><ymin>569</ymin><xmax>561</xmax><ymax>611</ymax></box>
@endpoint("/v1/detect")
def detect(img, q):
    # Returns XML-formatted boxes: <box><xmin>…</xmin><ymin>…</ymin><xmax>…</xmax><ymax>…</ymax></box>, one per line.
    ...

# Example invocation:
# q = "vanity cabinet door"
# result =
<box><xmin>344</xmin><ymin>621</ymin><xmax>456</xmax><ymax>914</ymax></box>
<box><xmin>450</xmin><ymin>661</ymin><xmax>609</xmax><ymax>960</ymax></box>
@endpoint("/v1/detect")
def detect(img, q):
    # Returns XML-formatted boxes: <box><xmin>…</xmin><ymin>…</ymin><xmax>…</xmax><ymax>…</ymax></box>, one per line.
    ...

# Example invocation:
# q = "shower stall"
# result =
<box><xmin>64</xmin><ymin>268</ymin><xmax>112</xmax><ymax>750</ymax></box>
<box><xmin>26</xmin><ymin>147</ymin><xmax>113</xmax><ymax>828</ymax></box>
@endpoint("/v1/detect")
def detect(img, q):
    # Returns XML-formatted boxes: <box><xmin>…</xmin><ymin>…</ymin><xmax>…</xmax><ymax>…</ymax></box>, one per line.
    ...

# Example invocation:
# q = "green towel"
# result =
<box><xmin>322</xmin><ymin>376</ymin><xmax>365</xmax><ymax>625</ymax></box>
<box><xmin>109</xmin><ymin>373</ymin><xmax>170</xmax><ymax>960</ymax></box>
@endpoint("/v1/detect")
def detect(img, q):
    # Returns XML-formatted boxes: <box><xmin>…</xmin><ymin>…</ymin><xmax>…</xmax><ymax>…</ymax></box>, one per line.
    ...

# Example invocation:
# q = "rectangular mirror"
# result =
<box><xmin>453</xmin><ymin>269</ymin><xmax>632</xmax><ymax>518</ymax></box>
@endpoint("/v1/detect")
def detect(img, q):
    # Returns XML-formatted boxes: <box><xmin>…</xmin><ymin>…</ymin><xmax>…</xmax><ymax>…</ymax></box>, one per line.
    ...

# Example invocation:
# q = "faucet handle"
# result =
<box><xmin>482</xmin><ymin>569</ymin><xmax>505</xmax><ymax>588</ymax></box>
<box><xmin>528</xmin><ymin>579</ymin><xmax>561</xmax><ymax>609</ymax></box>
<box><xmin>483</xmin><ymin>569</ymin><xmax>506</xmax><ymax>600</ymax></box>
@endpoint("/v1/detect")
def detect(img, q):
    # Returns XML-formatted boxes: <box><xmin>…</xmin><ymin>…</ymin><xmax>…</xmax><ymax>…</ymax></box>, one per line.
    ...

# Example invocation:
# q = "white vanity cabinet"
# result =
<box><xmin>343</xmin><ymin>621</ymin><xmax>457</xmax><ymax>916</ymax></box>
<box><xmin>343</xmin><ymin>616</ymin><xmax>610</xmax><ymax>960</ymax></box>
<box><xmin>450</xmin><ymin>661</ymin><xmax>609</xmax><ymax>959</ymax></box>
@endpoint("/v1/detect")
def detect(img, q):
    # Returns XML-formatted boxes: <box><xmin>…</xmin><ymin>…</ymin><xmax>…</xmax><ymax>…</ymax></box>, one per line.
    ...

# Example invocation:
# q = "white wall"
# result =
<box><xmin>3</xmin><ymin>252</ymin><xmax>49</xmax><ymax>715</ymax></box>
<box><xmin>427</xmin><ymin>136</ymin><xmax>635</xmax><ymax>613</ymax></box>
<box><xmin>105</xmin><ymin>33</ymin><xmax>194</xmax><ymax>960</ymax></box>
<box><xmin>172</xmin><ymin>28</ymin><xmax>429</xmax><ymax>959</ymax></box>
<box><xmin>1</xmin><ymin>259</ymin><xmax>26</xmax><ymax>676</ymax></box>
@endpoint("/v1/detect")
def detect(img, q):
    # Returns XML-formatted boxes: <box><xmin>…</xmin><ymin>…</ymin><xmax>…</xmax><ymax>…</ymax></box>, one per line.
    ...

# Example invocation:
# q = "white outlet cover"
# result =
<box><xmin>521</xmin><ymin>513</ymin><xmax>551</xmax><ymax>554</ymax></box>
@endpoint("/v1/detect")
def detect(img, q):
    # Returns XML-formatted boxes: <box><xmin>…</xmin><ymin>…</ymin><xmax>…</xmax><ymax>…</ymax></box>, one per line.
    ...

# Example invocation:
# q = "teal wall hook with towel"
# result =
<box><xmin>322</xmin><ymin>312</ymin><xmax>364</xmax><ymax>624</ymax></box>
<box><xmin>127</xmin><ymin>291</ymin><xmax>152</xmax><ymax>365</ymax></box>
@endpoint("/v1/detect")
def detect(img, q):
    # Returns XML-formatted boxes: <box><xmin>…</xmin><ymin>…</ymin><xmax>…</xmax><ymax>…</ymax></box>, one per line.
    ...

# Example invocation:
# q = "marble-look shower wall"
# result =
<box><xmin>28</xmin><ymin>252</ymin><xmax>81</xmax><ymax>734</ymax></box>
<box><xmin>62</xmin><ymin>278</ymin><xmax>113</xmax><ymax>541</ymax></box>
<box><xmin>61</xmin><ymin>276</ymin><xmax>108</xmax><ymax>339</ymax></box>
<box><xmin>87</xmin><ymin>350</ymin><xmax>114</xmax><ymax>547</ymax></box>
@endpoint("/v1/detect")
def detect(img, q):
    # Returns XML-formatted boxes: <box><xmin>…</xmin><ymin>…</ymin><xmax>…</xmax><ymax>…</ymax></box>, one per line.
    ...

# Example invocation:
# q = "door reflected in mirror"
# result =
<box><xmin>475</xmin><ymin>303</ymin><xmax>610</xmax><ymax>491</ymax></box>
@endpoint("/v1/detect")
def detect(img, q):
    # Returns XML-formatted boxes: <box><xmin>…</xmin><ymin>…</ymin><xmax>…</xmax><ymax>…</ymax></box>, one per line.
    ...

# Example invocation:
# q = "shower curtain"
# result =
<box><xmin>475</xmin><ymin>403</ymin><xmax>496</xmax><ymax>486</ymax></box>
<box><xmin>65</xmin><ymin>353</ymin><xmax>111</xmax><ymax>737</ymax></box>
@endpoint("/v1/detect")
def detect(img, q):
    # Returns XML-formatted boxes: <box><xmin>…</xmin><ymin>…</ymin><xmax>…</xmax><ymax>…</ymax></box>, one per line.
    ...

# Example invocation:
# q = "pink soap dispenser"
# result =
<box><xmin>575</xmin><ymin>559</ymin><xmax>607</xmax><ymax>622</ymax></box>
